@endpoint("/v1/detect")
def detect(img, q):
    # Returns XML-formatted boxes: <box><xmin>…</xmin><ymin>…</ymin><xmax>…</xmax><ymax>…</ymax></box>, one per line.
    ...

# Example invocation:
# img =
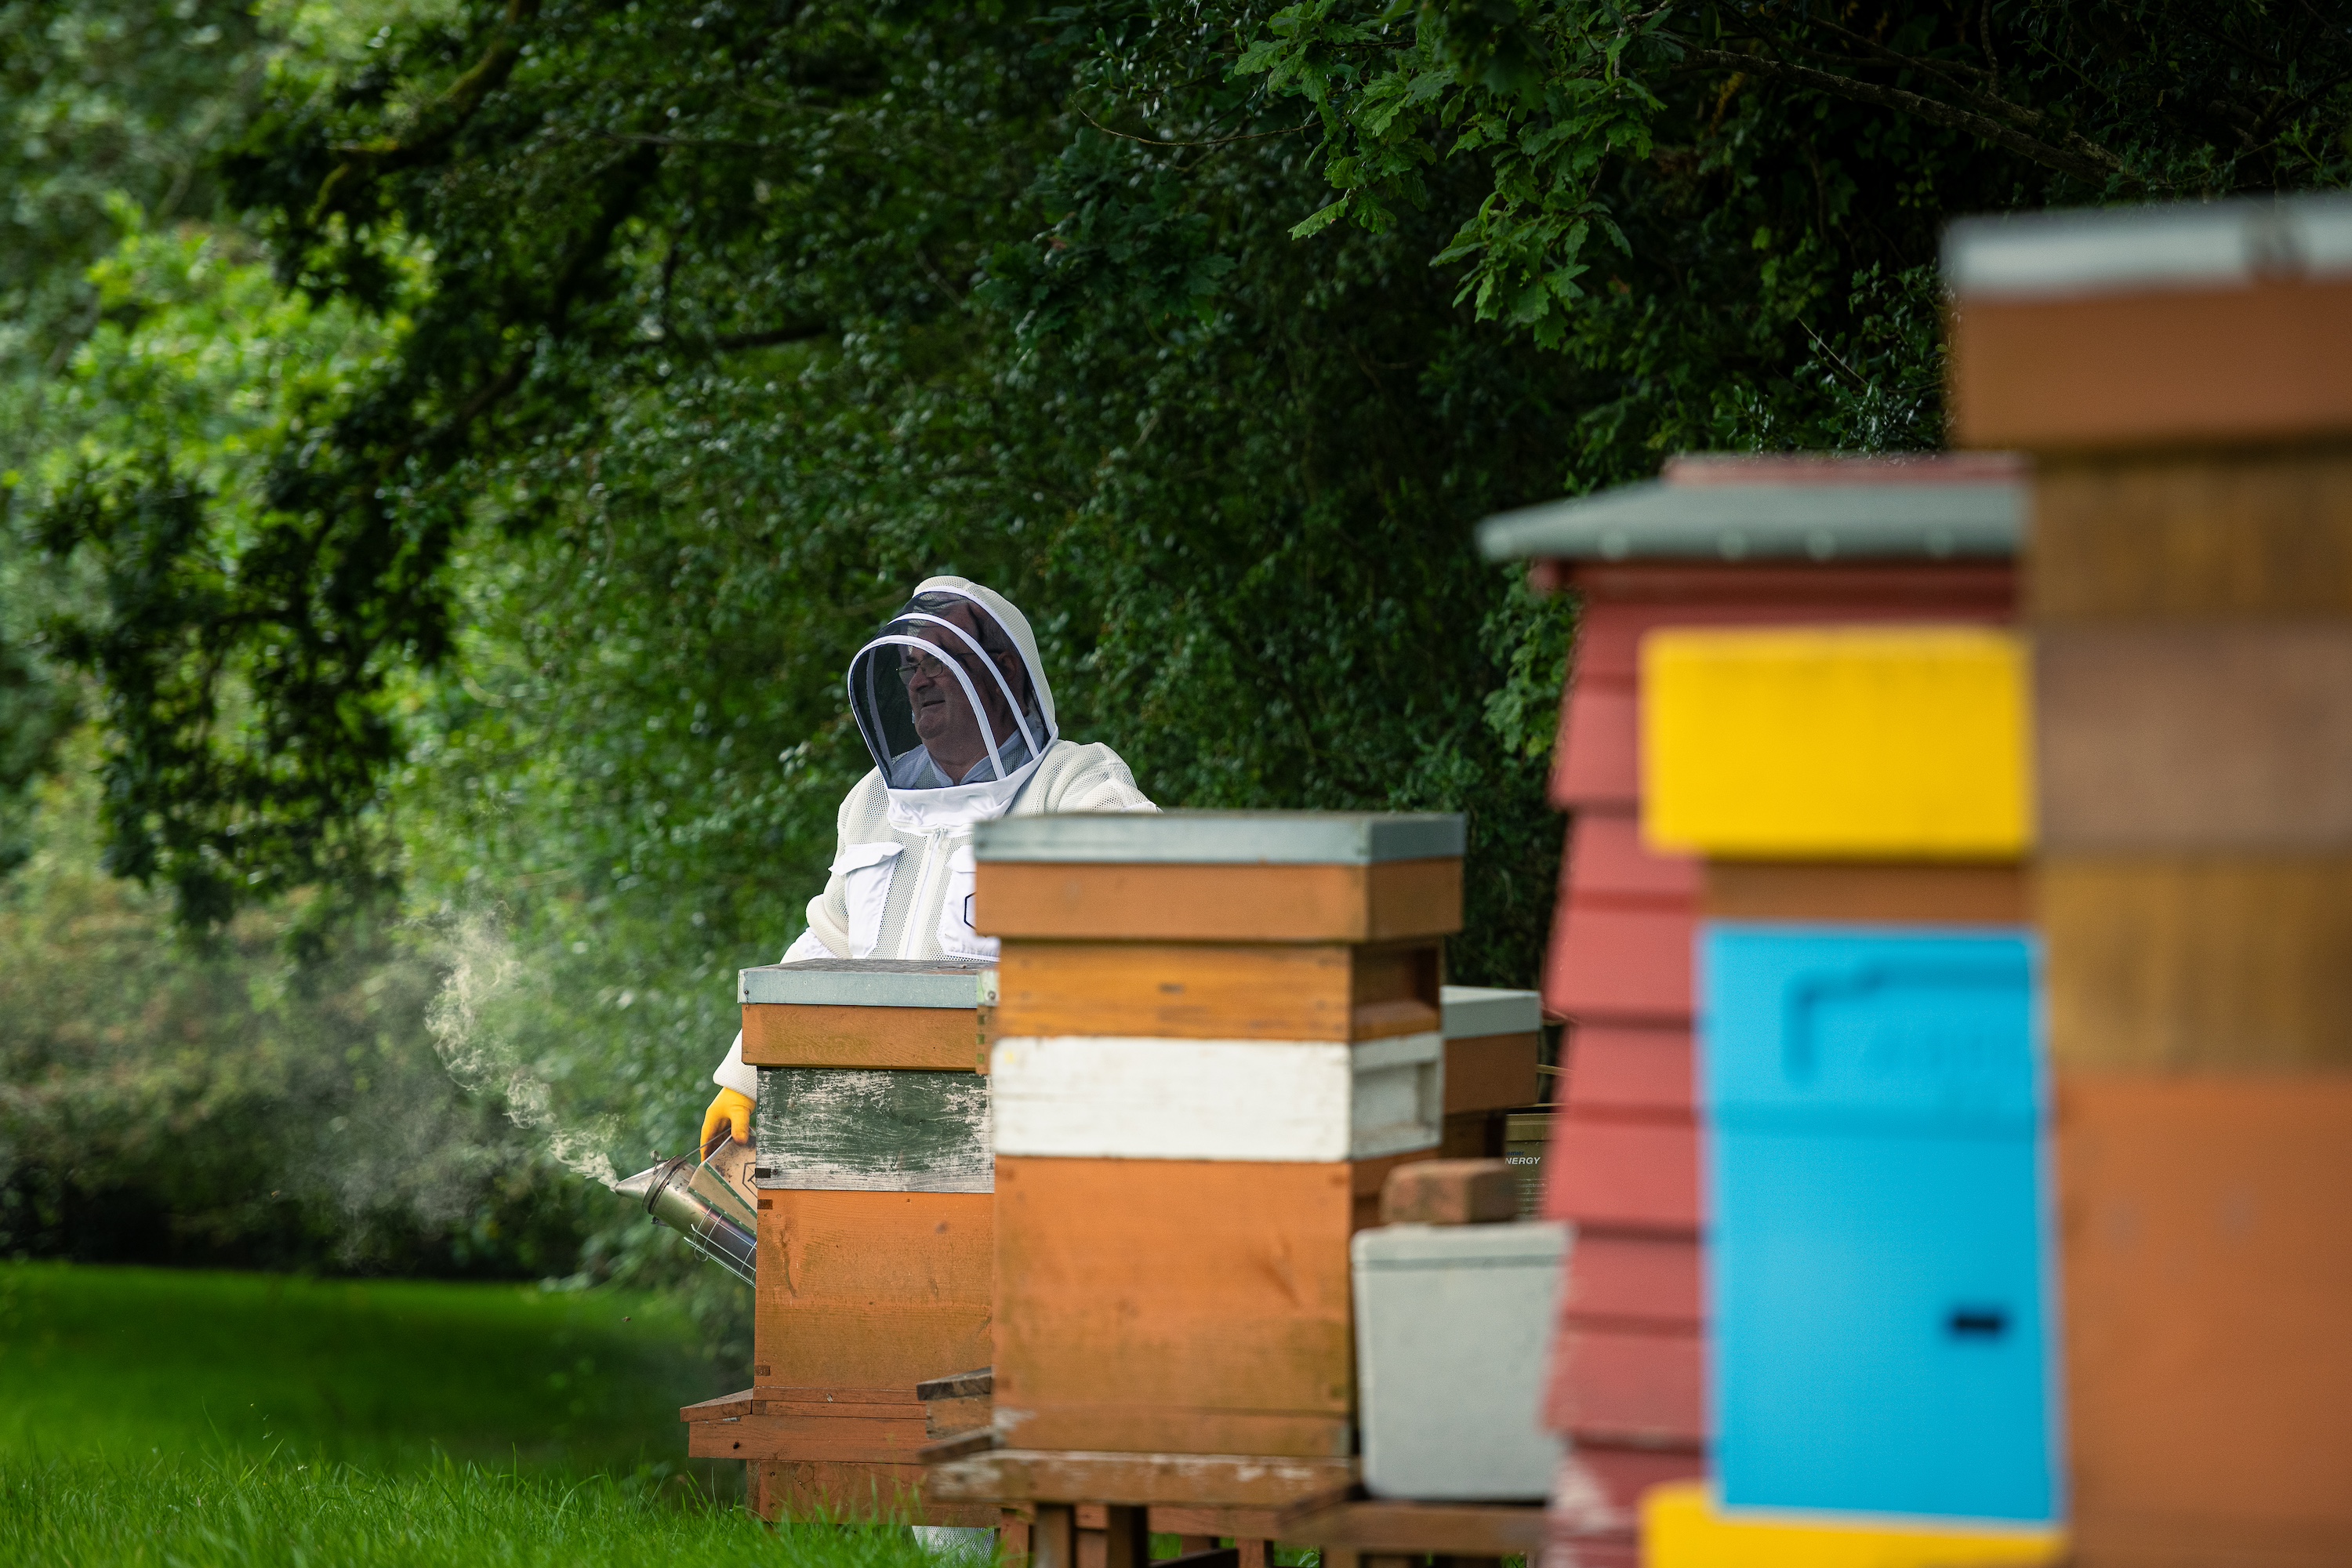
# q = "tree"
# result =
<box><xmin>8</xmin><ymin>0</ymin><xmax>2346</xmax><ymax>1232</ymax></box>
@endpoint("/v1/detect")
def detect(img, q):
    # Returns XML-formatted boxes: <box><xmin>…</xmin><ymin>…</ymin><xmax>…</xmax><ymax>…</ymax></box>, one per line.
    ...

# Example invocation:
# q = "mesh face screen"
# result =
<box><xmin>848</xmin><ymin>590</ymin><xmax>1047</xmax><ymax>789</ymax></box>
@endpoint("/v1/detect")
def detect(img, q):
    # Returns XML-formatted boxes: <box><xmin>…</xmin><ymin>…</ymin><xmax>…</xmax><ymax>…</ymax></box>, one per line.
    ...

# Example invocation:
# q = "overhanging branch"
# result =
<box><xmin>1791</xmin><ymin>17</ymin><xmax>2139</xmax><ymax>183</ymax></box>
<box><xmin>314</xmin><ymin>0</ymin><xmax>544</xmax><ymax>219</ymax></box>
<box><xmin>1675</xmin><ymin>43</ymin><xmax>2135</xmax><ymax>187</ymax></box>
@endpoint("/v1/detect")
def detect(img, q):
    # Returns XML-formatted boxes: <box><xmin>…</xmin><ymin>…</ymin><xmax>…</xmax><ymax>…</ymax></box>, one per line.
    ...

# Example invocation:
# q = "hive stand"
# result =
<box><xmin>1474</xmin><ymin>453</ymin><xmax>2024</xmax><ymax>1564</ymax></box>
<box><xmin>921</xmin><ymin>1371</ymin><xmax>1296</xmax><ymax>1568</ymax></box>
<box><xmin>1279</xmin><ymin>1493</ymin><xmax>1548</xmax><ymax>1568</ymax></box>
<box><xmin>1951</xmin><ymin>195</ymin><xmax>2352</xmax><ymax>1568</ymax></box>
<box><xmin>681</xmin><ymin>958</ymin><xmax>996</xmax><ymax>1527</ymax></box>
<box><xmin>929</xmin><ymin>811</ymin><xmax>1477</xmax><ymax>1563</ymax></box>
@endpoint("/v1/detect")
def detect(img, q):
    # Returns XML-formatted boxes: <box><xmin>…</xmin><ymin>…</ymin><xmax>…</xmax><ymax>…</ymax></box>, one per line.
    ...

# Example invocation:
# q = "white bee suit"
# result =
<box><xmin>710</xmin><ymin>576</ymin><xmax>1154</xmax><ymax>1097</ymax></box>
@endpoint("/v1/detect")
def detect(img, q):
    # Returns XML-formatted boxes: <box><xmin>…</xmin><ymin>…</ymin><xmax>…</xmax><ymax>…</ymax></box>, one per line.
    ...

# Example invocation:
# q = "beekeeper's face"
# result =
<box><xmin>851</xmin><ymin>588</ymin><xmax>1047</xmax><ymax>790</ymax></box>
<box><xmin>900</xmin><ymin>606</ymin><xmax>1021</xmax><ymax>771</ymax></box>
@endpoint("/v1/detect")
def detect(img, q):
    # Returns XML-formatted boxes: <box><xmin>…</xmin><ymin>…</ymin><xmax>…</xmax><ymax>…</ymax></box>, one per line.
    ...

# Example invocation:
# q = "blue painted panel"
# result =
<box><xmin>1700</xmin><ymin>922</ymin><xmax>2058</xmax><ymax>1524</ymax></box>
<box><xmin>1709</xmin><ymin>1127</ymin><xmax>2056</xmax><ymax>1520</ymax></box>
<box><xmin>1703</xmin><ymin>923</ymin><xmax>2042</xmax><ymax>1134</ymax></box>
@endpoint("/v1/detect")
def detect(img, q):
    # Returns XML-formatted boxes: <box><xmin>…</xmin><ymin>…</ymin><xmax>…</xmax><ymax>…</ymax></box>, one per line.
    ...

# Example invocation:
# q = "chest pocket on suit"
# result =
<box><xmin>935</xmin><ymin>844</ymin><xmax>997</xmax><ymax>961</ymax></box>
<box><xmin>834</xmin><ymin>841</ymin><xmax>903</xmax><ymax>959</ymax></box>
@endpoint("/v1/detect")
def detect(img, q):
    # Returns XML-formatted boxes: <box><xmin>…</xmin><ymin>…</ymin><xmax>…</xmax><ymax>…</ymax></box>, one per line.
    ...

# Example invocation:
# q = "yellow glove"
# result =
<box><xmin>699</xmin><ymin>1087</ymin><xmax>753</xmax><ymax>1154</ymax></box>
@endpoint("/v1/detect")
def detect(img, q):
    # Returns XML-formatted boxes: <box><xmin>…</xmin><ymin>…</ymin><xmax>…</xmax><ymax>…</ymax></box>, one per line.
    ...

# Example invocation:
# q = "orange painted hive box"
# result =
<box><xmin>1951</xmin><ymin>192</ymin><xmax>2352</xmax><ymax>1568</ymax></box>
<box><xmin>973</xmin><ymin>811</ymin><xmax>1464</xmax><ymax>1483</ymax></box>
<box><xmin>718</xmin><ymin>957</ymin><xmax>996</xmax><ymax>1525</ymax></box>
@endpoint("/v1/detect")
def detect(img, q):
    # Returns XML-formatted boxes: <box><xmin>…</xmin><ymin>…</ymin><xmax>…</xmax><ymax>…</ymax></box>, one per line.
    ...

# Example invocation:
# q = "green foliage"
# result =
<box><xmin>0</xmin><ymin>1</ymin><xmax>427</xmax><ymax>872</ymax></box>
<box><xmin>0</xmin><ymin>749</ymin><xmax>586</xmax><ymax>1276</ymax></box>
<box><xmin>25</xmin><ymin>213</ymin><xmax>410</xmax><ymax>924</ymax></box>
<box><xmin>0</xmin><ymin>0</ymin><xmax>271</xmax><ymax>379</ymax></box>
<box><xmin>5</xmin><ymin>0</ymin><xmax>2349</xmax><ymax>1276</ymax></box>
<box><xmin>0</xmin><ymin>636</ymin><xmax>74</xmax><ymax>877</ymax></box>
<box><xmin>1243</xmin><ymin>1</ymin><xmax>2352</xmax><ymax>345</ymax></box>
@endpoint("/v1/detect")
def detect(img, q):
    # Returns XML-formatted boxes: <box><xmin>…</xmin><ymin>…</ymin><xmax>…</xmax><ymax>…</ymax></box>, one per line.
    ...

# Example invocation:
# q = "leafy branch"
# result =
<box><xmin>311</xmin><ymin>0</ymin><xmax>544</xmax><ymax>220</ymax></box>
<box><xmin>1236</xmin><ymin>0</ymin><xmax>2352</xmax><ymax>342</ymax></box>
<box><xmin>1681</xmin><ymin>45</ymin><xmax>2132</xmax><ymax>184</ymax></box>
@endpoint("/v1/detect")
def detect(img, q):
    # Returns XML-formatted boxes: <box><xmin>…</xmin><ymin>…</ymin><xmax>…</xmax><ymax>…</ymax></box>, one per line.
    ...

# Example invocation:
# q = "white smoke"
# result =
<box><xmin>423</xmin><ymin>907</ymin><xmax>622</xmax><ymax>1190</ymax></box>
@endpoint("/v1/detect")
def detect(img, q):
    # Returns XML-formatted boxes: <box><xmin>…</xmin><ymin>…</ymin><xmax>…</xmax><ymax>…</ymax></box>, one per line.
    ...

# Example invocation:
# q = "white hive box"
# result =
<box><xmin>1352</xmin><ymin>1220</ymin><xmax>1570</xmax><ymax>1501</ymax></box>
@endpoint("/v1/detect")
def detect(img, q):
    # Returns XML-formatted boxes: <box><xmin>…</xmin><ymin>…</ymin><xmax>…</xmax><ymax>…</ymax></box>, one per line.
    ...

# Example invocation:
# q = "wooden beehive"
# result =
<box><xmin>1436</xmin><ymin>985</ymin><xmax>1543</xmax><ymax>1167</ymax></box>
<box><xmin>1641</xmin><ymin>630</ymin><xmax>2056</xmax><ymax>1530</ymax></box>
<box><xmin>703</xmin><ymin>957</ymin><xmax>997</xmax><ymax>1526</ymax></box>
<box><xmin>1949</xmin><ymin>194</ymin><xmax>2352</xmax><ymax>1568</ymax></box>
<box><xmin>969</xmin><ymin>810</ymin><xmax>1461</xmax><ymax>1490</ymax></box>
<box><xmin>1472</xmin><ymin>454</ymin><xmax>2024</xmax><ymax>1560</ymax></box>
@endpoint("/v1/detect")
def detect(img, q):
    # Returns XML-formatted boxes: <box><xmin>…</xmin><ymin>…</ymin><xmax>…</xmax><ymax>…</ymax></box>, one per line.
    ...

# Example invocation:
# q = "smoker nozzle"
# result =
<box><xmin>617</xmin><ymin>1140</ymin><xmax>759</xmax><ymax>1287</ymax></box>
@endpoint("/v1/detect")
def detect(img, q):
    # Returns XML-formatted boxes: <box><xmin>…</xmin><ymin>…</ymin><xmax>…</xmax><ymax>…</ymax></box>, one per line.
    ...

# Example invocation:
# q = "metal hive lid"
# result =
<box><xmin>1352</xmin><ymin>1218</ymin><xmax>1569</xmax><ymax>1268</ymax></box>
<box><xmin>1439</xmin><ymin>985</ymin><xmax>1543</xmax><ymax>1040</ymax></box>
<box><xmin>738</xmin><ymin>957</ymin><xmax>993</xmax><ymax>1009</ymax></box>
<box><xmin>1944</xmin><ymin>191</ymin><xmax>2352</xmax><ymax>301</ymax></box>
<box><xmin>1476</xmin><ymin>452</ymin><xmax>2023</xmax><ymax>565</ymax></box>
<box><xmin>974</xmin><ymin>810</ymin><xmax>1465</xmax><ymax>866</ymax></box>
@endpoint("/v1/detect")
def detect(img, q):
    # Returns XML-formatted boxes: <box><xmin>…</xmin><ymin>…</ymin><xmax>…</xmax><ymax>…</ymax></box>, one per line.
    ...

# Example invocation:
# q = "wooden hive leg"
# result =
<box><xmin>1233</xmin><ymin>1540</ymin><xmax>1269</xmax><ymax>1568</ymax></box>
<box><xmin>746</xmin><ymin>1461</ymin><xmax>770</xmax><ymax>1522</ymax></box>
<box><xmin>1073</xmin><ymin>1503</ymin><xmax>1150</xmax><ymax>1568</ymax></box>
<box><xmin>998</xmin><ymin>1507</ymin><xmax>1036</xmax><ymax>1568</ymax></box>
<box><xmin>1032</xmin><ymin>1505</ymin><xmax>1076</xmax><ymax>1568</ymax></box>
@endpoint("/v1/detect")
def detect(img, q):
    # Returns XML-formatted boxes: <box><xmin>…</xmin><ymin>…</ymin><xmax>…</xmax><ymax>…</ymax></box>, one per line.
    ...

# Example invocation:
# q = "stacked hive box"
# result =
<box><xmin>1436</xmin><ymin>985</ymin><xmax>1545</xmax><ymax>1181</ymax></box>
<box><xmin>1637</xmin><ymin>625</ymin><xmax>2063</xmax><ymax>1564</ymax></box>
<box><xmin>1474</xmin><ymin>456</ymin><xmax>2021</xmax><ymax>1558</ymax></box>
<box><xmin>712</xmin><ymin>957</ymin><xmax>996</xmax><ymax>1526</ymax></box>
<box><xmin>1354</xmin><ymin>1200</ymin><xmax>1568</xmax><ymax>1503</ymax></box>
<box><xmin>941</xmin><ymin>811</ymin><xmax>1459</xmax><ymax>1518</ymax></box>
<box><xmin>1950</xmin><ymin>194</ymin><xmax>2352</xmax><ymax>1568</ymax></box>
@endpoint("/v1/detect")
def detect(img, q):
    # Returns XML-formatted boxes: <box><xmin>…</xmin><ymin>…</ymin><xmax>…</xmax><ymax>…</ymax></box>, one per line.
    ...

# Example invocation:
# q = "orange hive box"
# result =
<box><xmin>2058</xmin><ymin>1074</ymin><xmax>2352</xmax><ymax>1566</ymax></box>
<box><xmin>932</xmin><ymin>811</ymin><xmax>1463</xmax><ymax>1513</ymax></box>
<box><xmin>693</xmin><ymin>957</ymin><xmax>997</xmax><ymax>1526</ymax></box>
<box><xmin>1945</xmin><ymin>198</ymin><xmax>2352</xmax><ymax>453</ymax></box>
<box><xmin>1951</xmin><ymin>191</ymin><xmax>2352</xmax><ymax>1568</ymax></box>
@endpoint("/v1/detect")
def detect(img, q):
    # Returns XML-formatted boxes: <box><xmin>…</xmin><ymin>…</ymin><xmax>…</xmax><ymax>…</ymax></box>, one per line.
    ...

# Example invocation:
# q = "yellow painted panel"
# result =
<box><xmin>1642</xmin><ymin>1482</ymin><xmax>2066</xmax><ymax>1568</ymax></box>
<box><xmin>1641</xmin><ymin>626</ymin><xmax>2032</xmax><ymax>858</ymax></box>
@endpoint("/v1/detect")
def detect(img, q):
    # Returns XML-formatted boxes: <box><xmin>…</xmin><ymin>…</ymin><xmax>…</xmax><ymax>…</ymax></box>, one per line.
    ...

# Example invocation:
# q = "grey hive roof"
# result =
<box><xmin>1944</xmin><ymin>192</ymin><xmax>2352</xmax><ymax>301</ymax></box>
<box><xmin>1476</xmin><ymin>452</ymin><xmax>2024</xmax><ymax>564</ymax></box>
<box><xmin>974</xmin><ymin>810</ymin><xmax>1465</xmax><ymax>866</ymax></box>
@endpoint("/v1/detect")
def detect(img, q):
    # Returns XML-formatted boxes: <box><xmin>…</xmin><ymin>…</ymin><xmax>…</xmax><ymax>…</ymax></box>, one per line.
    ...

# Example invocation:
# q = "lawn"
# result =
<box><xmin>0</xmin><ymin>1261</ymin><xmax>938</xmax><ymax>1566</ymax></box>
<box><xmin>1</xmin><ymin>1452</ymin><xmax>944</xmax><ymax>1567</ymax></box>
<box><xmin>0</xmin><ymin>1261</ymin><xmax>726</xmax><ymax>1472</ymax></box>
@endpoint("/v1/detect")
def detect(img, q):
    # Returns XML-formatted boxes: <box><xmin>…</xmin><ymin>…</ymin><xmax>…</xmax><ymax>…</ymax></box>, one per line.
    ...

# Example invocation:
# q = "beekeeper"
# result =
<box><xmin>698</xmin><ymin>577</ymin><xmax>1155</xmax><ymax>1151</ymax></box>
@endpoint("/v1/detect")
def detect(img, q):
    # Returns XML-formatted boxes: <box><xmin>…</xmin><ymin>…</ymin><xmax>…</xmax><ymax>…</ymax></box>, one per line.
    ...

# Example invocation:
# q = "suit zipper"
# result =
<box><xmin>898</xmin><ymin>826</ymin><xmax>950</xmax><ymax>959</ymax></box>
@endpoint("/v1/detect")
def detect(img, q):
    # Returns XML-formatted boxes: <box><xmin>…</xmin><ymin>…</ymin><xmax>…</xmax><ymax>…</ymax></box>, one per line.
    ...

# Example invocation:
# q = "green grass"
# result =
<box><xmin>0</xmin><ymin>1261</ymin><xmax>725</xmax><ymax>1473</ymax></box>
<box><xmin>0</xmin><ymin>1450</ymin><xmax>947</xmax><ymax>1567</ymax></box>
<box><xmin>0</xmin><ymin>1262</ymin><xmax>941</xmax><ymax>1566</ymax></box>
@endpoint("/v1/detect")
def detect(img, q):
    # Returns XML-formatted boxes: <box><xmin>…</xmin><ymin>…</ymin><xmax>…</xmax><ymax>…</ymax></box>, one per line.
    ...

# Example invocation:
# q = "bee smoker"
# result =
<box><xmin>615</xmin><ymin>1135</ymin><xmax>759</xmax><ymax>1286</ymax></box>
